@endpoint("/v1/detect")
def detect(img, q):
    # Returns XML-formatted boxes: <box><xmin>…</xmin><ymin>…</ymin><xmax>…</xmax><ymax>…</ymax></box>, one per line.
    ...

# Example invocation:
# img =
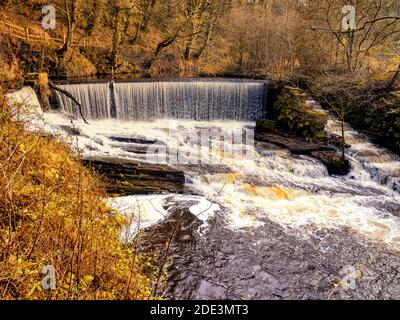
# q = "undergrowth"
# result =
<box><xmin>0</xmin><ymin>91</ymin><xmax>157</xmax><ymax>300</ymax></box>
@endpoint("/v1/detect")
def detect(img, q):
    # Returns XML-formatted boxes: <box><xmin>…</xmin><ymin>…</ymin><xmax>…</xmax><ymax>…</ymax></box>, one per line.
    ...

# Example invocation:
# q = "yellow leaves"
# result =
<box><xmin>83</xmin><ymin>275</ymin><xmax>94</xmax><ymax>283</ymax></box>
<box><xmin>26</xmin><ymin>281</ymin><xmax>43</xmax><ymax>300</ymax></box>
<box><xmin>0</xmin><ymin>101</ymin><xmax>153</xmax><ymax>300</ymax></box>
<box><xmin>44</xmin><ymin>167</ymin><xmax>60</xmax><ymax>183</ymax></box>
<box><xmin>18</xmin><ymin>142</ymin><xmax>27</xmax><ymax>153</ymax></box>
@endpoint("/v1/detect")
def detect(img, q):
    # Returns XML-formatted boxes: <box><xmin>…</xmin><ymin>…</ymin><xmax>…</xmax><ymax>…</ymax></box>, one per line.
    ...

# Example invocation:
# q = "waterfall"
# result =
<box><xmin>55</xmin><ymin>80</ymin><xmax>267</xmax><ymax>121</ymax></box>
<box><xmin>6</xmin><ymin>87</ymin><xmax>42</xmax><ymax>115</ymax></box>
<box><xmin>55</xmin><ymin>83</ymin><xmax>111</xmax><ymax>119</ymax></box>
<box><xmin>36</xmin><ymin>83</ymin><xmax>400</xmax><ymax>299</ymax></box>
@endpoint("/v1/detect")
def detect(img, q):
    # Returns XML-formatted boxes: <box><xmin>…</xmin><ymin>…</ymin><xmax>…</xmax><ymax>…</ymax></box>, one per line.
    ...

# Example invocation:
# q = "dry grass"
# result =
<box><xmin>0</xmin><ymin>92</ymin><xmax>156</xmax><ymax>300</ymax></box>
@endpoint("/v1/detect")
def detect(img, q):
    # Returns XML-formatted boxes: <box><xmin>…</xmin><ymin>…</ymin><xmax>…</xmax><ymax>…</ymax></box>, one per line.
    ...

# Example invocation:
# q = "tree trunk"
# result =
<box><xmin>111</xmin><ymin>10</ymin><xmax>123</xmax><ymax>73</ymax></box>
<box><xmin>193</xmin><ymin>8</ymin><xmax>220</xmax><ymax>61</ymax></box>
<box><xmin>60</xmin><ymin>0</ymin><xmax>81</xmax><ymax>56</ymax></box>
<box><xmin>140</xmin><ymin>0</ymin><xmax>157</xmax><ymax>32</ymax></box>
<box><xmin>340</xmin><ymin>107</ymin><xmax>346</xmax><ymax>162</ymax></box>
<box><xmin>86</xmin><ymin>1</ymin><xmax>103</xmax><ymax>36</ymax></box>
<box><xmin>183</xmin><ymin>32</ymin><xmax>194</xmax><ymax>60</ymax></box>
<box><xmin>346</xmin><ymin>30</ymin><xmax>355</xmax><ymax>72</ymax></box>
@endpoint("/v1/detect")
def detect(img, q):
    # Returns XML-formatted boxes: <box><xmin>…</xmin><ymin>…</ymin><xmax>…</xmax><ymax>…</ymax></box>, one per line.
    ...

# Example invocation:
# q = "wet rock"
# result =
<box><xmin>193</xmin><ymin>280</ymin><xmax>226</xmax><ymax>299</ymax></box>
<box><xmin>108</xmin><ymin>135</ymin><xmax>159</xmax><ymax>145</ymax></box>
<box><xmin>266</xmin><ymin>86</ymin><xmax>329</xmax><ymax>142</ymax></box>
<box><xmin>163</xmin><ymin>217</ymin><xmax>400</xmax><ymax>300</ymax></box>
<box><xmin>256</xmin><ymin>119</ymin><xmax>279</xmax><ymax>133</ymax></box>
<box><xmin>255</xmin><ymin>127</ymin><xmax>351</xmax><ymax>176</ymax></box>
<box><xmin>82</xmin><ymin>156</ymin><xmax>188</xmax><ymax>196</ymax></box>
<box><xmin>327</xmin><ymin>133</ymin><xmax>351</xmax><ymax>149</ymax></box>
<box><xmin>311</xmin><ymin>151</ymin><xmax>351</xmax><ymax>176</ymax></box>
<box><xmin>255</xmin><ymin>131</ymin><xmax>334</xmax><ymax>155</ymax></box>
<box><xmin>119</xmin><ymin>145</ymin><xmax>158</xmax><ymax>155</ymax></box>
<box><xmin>58</xmin><ymin>125</ymin><xmax>82</xmax><ymax>136</ymax></box>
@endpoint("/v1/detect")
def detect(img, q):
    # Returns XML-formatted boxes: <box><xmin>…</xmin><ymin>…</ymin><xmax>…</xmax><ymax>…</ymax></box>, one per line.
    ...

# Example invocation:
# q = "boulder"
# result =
<box><xmin>311</xmin><ymin>151</ymin><xmax>351</xmax><ymax>176</ymax></box>
<box><xmin>271</xmin><ymin>86</ymin><xmax>328</xmax><ymax>142</ymax></box>
<box><xmin>255</xmin><ymin>131</ymin><xmax>334</xmax><ymax>155</ymax></box>
<box><xmin>255</xmin><ymin>121</ymin><xmax>350</xmax><ymax>176</ymax></box>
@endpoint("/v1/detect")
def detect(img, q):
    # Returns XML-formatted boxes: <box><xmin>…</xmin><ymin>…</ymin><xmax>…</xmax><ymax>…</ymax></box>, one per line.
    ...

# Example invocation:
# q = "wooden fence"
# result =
<box><xmin>0</xmin><ymin>19</ymin><xmax>103</xmax><ymax>48</ymax></box>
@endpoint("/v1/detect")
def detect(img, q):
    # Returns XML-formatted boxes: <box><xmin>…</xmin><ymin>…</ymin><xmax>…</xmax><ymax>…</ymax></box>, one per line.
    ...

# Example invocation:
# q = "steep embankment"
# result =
<box><xmin>0</xmin><ymin>93</ymin><xmax>155</xmax><ymax>300</ymax></box>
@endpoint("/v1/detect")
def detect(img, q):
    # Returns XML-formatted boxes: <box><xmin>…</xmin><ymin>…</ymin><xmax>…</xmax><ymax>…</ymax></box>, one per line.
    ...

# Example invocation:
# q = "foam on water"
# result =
<box><xmin>36</xmin><ymin>110</ymin><xmax>400</xmax><ymax>249</ymax></box>
<box><xmin>6</xmin><ymin>87</ymin><xmax>43</xmax><ymax>126</ymax></box>
<box><xmin>108</xmin><ymin>194</ymin><xmax>221</xmax><ymax>241</ymax></box>
<box><xmin>324</xmin><ymin>116</ymin><xmax>400</xmax><ymax>191</ymax></box>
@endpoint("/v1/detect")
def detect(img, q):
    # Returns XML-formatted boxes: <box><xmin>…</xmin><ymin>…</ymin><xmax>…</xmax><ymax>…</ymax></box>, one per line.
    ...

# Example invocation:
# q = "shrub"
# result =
<box><xmin>0</xmin><ymin>93</ymin><xmax>155</xmax><ymax>300</ymax></box>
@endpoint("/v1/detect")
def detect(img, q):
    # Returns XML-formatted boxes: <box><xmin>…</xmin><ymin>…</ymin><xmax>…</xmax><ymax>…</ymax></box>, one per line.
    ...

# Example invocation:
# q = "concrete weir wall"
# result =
<box><xmin>52</xmin><ymin>78</ymin><xmax>269</xmax><ymax>122</ymax></box>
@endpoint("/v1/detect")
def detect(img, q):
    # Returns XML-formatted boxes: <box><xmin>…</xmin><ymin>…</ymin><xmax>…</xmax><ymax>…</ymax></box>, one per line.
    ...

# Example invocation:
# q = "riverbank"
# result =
<box><xmin>0</xmin><ymin>91</ymin><xmax>155</xmax><ymax>300</ymax></box>
<box><xmin>307</xmin><ymin>75</ymin><xmax>400</xmax><ymax>156</ymax></box>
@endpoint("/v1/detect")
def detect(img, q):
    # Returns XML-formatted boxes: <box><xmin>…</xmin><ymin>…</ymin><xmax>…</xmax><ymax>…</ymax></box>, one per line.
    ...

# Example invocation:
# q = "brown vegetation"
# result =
<box><xmin>0</xmin><ymin>93</ymin><xmax>156</xmax><ymax>300</ymax></box>
<box><xmin>0</xmin><ymin>0</ymin><xmax>399</xmax><ymax>82</ymax></box>
<box><xmin>0</xmin><ymin>0</ymin><xmax>399</xmax><ymax>300</ymax></box>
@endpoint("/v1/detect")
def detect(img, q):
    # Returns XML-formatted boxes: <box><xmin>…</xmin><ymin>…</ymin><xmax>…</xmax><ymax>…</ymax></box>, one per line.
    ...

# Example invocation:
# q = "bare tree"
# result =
<box><xmin>60</xmin><ymin>0</ymin><xmax>83</xmax><ymax>56</ymax></box>
<box><xmin>109</xmin><ymin>0</ymin><xmax>139</xmax><ymax>75</ymax></box>
<box><xmin>307</xmin><ymin>0</ymin><xmax>400</xmax><ymax>72</ymax></box>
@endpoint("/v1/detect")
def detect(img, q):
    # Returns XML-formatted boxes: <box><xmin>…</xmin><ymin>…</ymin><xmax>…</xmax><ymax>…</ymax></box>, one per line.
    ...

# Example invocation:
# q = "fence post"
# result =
<box><xmin>25</xmin><ymin>27</ymin><xmax>29</xmax><ymax>41</ymax></box>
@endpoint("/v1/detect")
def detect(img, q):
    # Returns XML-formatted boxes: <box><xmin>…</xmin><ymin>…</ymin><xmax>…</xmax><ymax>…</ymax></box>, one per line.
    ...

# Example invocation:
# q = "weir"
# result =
<box><xmin>7</xmin><ymin>84</ymin><xmax>400</xmax><ymax>300</ymax></box>
<box><xmin>54</xmin><ymin>79</ymin><xmax>268</xmax><ymax>121</ymax></box>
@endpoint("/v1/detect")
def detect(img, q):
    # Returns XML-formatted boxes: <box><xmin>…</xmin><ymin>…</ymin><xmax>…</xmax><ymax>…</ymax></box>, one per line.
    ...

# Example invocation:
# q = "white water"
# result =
<box><xmin>55</xmin><ymin>80</ymin><xmax>267</xmax><ymax>121</ymax></box>
<box><xmin>6</xmin><ymin>87</ymin><xmax>43</xmax><ymax>119</ymax></box>
<box><xmin>108</xmin><ymin>194</ymin><xmax>220</xmax><ymax>242</ymax></box>
<box><xmin>37</xmin><ymin>108</ymin><xmax>400</xmax><ymax>249</ymax></box>
<box><xmin>55</xmin><ymin>83</ymin><xmax>111</xmax><ymax>119</ymax></box>
<box><xmin>9</xmin><ymin>82</ymin><xmax>396</xmax><ymax>249</ymax></box>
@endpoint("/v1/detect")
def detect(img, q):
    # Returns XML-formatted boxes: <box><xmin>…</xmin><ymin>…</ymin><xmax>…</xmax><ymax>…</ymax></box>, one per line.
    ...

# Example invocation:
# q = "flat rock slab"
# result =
<box><xmin>255</xmin><ymin>132</ymin><xmax>334</xmax><ymax>155</ymax></box>
<box><xmin>82</xmin><ymin>157</ymin><xmax>188</xmax><ymax>196</ymax></box>
<box><xmin>255</xmin><ymin>131</ymin><xmax>350</xmax><ymax>176</ymax></box>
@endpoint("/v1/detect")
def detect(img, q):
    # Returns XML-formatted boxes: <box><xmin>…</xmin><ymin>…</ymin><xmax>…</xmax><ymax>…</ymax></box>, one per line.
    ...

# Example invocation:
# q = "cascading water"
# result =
<box><xmin>6</xmin><ymin>87</ymin><xmax>42</xmax><ymax>116</ymax></box>
<box><xmin>55</xmin><ymin>80</ymin><xmax>267</xmax><ymax>121</ymax></box>
<box><xmin>26</xmin><ymin>81</ymin><xmax>400</xmax><ymax>299</ymax></box>
<box><xmin>55</xmin><ymin>83</ymin><xmax>111</xmax><ymax>119</ymax></box>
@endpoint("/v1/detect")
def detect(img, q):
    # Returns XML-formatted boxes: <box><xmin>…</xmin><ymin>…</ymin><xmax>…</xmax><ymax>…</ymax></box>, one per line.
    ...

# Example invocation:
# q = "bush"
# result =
<box><xmin>0</xmin><ymin>93</ymin><xmax>155</xmax><ymax>300</ymax></box>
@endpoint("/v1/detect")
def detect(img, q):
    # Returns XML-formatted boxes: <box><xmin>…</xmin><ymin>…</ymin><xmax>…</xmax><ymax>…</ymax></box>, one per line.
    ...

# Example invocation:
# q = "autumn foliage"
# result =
<box><xmin>0</xmin><ymin>94</ymin><xmax>155</xmax><ymax>300</ymax></box>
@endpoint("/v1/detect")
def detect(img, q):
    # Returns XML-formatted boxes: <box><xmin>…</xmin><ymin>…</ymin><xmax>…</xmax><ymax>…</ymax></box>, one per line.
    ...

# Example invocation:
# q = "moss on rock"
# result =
<box><xmin>272</xmin><ymin>86</ymin><xmax>328</xmax><ymax>142</ymax></box>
